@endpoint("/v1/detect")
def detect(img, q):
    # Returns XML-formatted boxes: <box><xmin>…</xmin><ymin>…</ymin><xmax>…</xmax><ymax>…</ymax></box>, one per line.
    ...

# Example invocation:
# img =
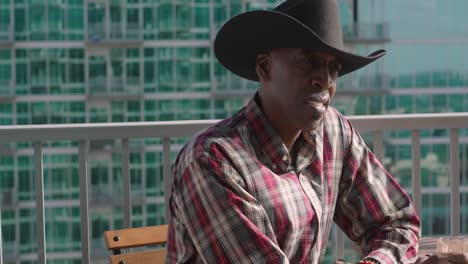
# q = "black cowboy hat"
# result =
<box><xmin>214</xmin><ymin>0</ymin><xmax>386</xmax><ymax>82</ymax></box>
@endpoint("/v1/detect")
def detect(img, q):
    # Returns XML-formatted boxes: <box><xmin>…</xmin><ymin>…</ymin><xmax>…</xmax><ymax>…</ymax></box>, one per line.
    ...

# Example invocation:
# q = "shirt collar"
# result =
<box><xmin>244</xmin><ymin>94</ymin><xmax>321</xmax><ymax>173</ymax></box>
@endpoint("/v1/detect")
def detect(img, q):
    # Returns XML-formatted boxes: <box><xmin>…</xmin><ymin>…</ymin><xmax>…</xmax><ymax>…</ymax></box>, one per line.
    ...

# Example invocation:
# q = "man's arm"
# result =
<box><xmin>333</xmin><ymin>119</ymin><xmax>421</xmax><ymax>264</ymax></box>
<box><xmin>166</xmin><ymin>144</ymin><xmax>288</xmax><ymax>264</ymax></box>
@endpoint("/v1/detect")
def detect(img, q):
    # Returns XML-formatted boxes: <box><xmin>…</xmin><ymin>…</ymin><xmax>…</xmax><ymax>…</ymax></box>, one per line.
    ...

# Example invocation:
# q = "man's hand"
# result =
<box><xmin>413</xmin><ymin>254</ymin><xmax>468</xmax><ymax>264</ymax></box>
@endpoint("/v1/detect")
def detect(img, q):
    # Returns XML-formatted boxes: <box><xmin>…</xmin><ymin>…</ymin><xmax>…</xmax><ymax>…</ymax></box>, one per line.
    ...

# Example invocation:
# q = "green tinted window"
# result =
<box><xmin>90</xmin><ymin>106</ymin><xmax>108</xmax><ymax>123</ymax></box>
<box><xmin>144</xmin><ymin>100</ymin><xmax>157</xmax><ymax>121</ymax></box>
<box><xmin>158</xmin><ymin>3</ymin><xmax>173</xmax><ymax>39</ymax></box>
<box><xmin>449</xmin><ymin>94</ymin><xmax>464</xmax><ymax>112</ymax></box>
<box><xmin>398</xmin><ymin>96</ymin><xmax>412</xmax><ymax>113</ymax></box>
<box><xmin>415</xmin><ymin>72</ymin><xmax>430</xmax><ymax>87</ymax></box>
<box><xmin>0</xmin><ymin>156</ymin><xmax>14</xmax><ymax>190</ymax></box>
<box><xmin>414</xmin><ymin>95</ymin><xmax>430</xmax><ymax>113</ymax></box>
<box><xmin>16</xmin><ymin>102</ymin><xmax>29</xmax><ymax>124</ymax></box>
<box><xmin>159</xmin><ymin>99</ymin><xmax>174</xmax><ymax>120</ymax></box>
<box><xmin>14</xmin><ymin>6</ymin><xmax>26</xmax><ymax>40</ymax></box>
<box><xmin>48</xmin><ymin>3</ymin><xmax>64</xmax><ymax>40</ymax></box>
<box><xmin>29</xmin><ymin>3</ymin><xmax>46</xmax><ymax>40</ymax></box>
<box><xmin>433</xmin><ymin>94</ymin><xmax>448</xmax><ymax>112</ymax></box>
<box><xmin>67</xmin><ymin>6</ymin><xmax>84</xmax><ymax>30</ymax></box>
<box><xmin>157</xmin><ymin>48</ymin><xmax>174</xmax><ymax>92</ymax></box>
<box><xmin>143</xmin><ymin>6</ymin><xmax>155</xmax><ymax>39</ymax></box>
<box><xmin>433</xmin><ymin>71</ymin><xmax>448</xmax><ymax>87</ymax></box>
<box><xmin>31</xmin><ymin>102</ymin><xmax>47</xmax><ymax>124</ymax></box>
<box><xmin>1</xmin><ymin>211</ymin><xmax>16</xmax><ymax>243</ymax></box>
<box><xmin>127</xmin><ymin>100</ymin><xmax>141</xmax><ymax>121</ymax></box>
<box><xmin>0</xmin><ymin>103</ymin><xmax>12</xmax><ymax>125</ymax></box>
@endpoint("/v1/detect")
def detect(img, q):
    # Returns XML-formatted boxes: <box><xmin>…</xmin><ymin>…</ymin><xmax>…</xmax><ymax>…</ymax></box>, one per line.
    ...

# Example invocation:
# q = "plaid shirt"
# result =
<box><xmin>167</xmin><ymin>96</ymin><xmax>420</xmax><ymax>264</ymax></box>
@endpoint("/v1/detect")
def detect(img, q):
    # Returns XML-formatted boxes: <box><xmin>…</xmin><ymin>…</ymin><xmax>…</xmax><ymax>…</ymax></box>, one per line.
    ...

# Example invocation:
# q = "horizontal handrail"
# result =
<box><xmin>1</xmin><ymin>113</ymin><xmax>468</xmax><ymax>143</ymax></box>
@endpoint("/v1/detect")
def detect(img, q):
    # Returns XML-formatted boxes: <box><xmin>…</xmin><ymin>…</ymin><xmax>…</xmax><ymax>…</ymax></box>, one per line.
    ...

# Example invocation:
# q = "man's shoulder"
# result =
<box><xmin>175</xmin><ymin>109</ymin><xmax>248</xmax><ymax>171</ymax></box>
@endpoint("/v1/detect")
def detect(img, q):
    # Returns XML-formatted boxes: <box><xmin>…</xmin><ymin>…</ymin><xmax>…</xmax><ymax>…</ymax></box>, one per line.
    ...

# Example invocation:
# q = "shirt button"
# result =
<box><xmin>282</xmin><ymin>156</ymin><xmax>288</xmax><ymax>161</ymax></box>
<box><xmin>272</xmin><ymin>164</ymin><xmax>277</xmax><ymax>169</ymax></box>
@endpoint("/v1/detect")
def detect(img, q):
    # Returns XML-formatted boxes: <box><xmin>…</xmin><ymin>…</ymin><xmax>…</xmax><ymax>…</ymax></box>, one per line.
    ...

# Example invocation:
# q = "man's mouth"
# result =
<box><xmin>305</xmin><ymin>90</ymin><xmax>330</xmax><ymax>107</ymax></box>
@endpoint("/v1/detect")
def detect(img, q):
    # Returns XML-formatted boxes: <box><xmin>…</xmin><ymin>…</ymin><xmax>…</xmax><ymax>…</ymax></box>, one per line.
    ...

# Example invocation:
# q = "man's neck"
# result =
<box><xmin>256</xmin><ymin>93</ymin><xmax>301</xmax><ymax>151</ymax></box>
<box><xmin>279</xmin><ymin>128</ymin><xmax>301</xmax><ymax>151</ymax></box>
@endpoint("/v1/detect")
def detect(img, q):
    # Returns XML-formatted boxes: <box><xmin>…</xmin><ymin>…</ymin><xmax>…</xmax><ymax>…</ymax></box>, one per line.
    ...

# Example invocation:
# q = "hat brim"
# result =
<box><xmin>214</xmin><ymin>10</ymin><xmax>386</xmax><ymax>82</ymax></box>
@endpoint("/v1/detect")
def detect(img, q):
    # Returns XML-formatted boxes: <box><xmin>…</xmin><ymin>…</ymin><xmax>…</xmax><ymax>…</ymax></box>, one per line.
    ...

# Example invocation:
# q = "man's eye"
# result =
<box><xmin>329</xmin><ymin>63</ymin><xmax>342</xmax><ymax>74</ymax></box>
<box><xmin>304</xmin><ymin>58</ymin><xmax>320</xmax><ymax>66</ymax></box>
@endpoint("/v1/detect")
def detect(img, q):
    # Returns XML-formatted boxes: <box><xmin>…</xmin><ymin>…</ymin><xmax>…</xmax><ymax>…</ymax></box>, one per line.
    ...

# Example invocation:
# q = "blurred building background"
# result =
<box><xmin>0</xmin><ymin>0</ymin><xmax>467</xmax><ymax>263</ymax></box>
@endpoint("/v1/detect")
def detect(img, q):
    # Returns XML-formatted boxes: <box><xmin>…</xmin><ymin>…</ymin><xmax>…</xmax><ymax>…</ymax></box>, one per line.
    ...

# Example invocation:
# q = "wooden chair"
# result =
<box><xmin>104</xmin><ymin>224</ymin><xmax>168</xmax><ymax>264</ymax></box>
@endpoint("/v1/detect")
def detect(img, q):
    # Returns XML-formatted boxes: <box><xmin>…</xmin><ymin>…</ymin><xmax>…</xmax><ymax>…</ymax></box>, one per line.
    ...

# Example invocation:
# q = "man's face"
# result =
<box><xmin>259</xmin><ymin>48</ymin><xmax>341</xmax><ymax>132</ymax></box>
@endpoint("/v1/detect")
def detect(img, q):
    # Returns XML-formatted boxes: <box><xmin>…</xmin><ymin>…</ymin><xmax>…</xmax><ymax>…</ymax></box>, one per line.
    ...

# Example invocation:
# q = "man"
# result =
<box><xmin>166</xmin><ymin>0</ymin><xmax>464</xmax><ymax>263</ymax></box>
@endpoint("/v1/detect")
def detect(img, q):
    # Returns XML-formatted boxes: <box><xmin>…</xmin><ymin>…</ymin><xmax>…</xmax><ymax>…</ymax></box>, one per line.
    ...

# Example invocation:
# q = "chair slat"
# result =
<box><xmin>104</xmin><ymin>225</ymin><xmax>168</xmax><ymax>250</ymax></box>
<box><xmin>418</xmin><ymin>237</ymin><xmax>438</xmax><ymax>256</ymax></box>
<box><xmin>109</xmin><ymin>249</ymin><xmax>166</xmax><ymax>264</ymax></box>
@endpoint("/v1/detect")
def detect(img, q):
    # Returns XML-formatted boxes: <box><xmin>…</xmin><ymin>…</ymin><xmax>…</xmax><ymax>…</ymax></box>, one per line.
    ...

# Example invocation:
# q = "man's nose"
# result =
<box><xmin>311</xmin><ymin>66</ymin><xmax>333</xmax><ymax>90</ymax></box>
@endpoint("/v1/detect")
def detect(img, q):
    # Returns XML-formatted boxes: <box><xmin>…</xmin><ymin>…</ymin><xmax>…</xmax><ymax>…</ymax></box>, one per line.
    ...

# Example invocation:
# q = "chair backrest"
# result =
<box><xmin>104</xmin><ymin>224</ymin><xmax>168</xmax><ymax>264</ymax></box>
<box><xmin>418</xmin><ymin>237</ymin><xmax>439</xmax><ymax>256</ymax></box>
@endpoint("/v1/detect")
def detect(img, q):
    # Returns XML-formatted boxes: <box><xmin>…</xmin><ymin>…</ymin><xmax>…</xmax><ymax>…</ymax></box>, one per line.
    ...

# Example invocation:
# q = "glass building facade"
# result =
<box><xmin>0</xmin><ymin>0</ymin><xmax>467</xmax><ymax>263</ymax></box>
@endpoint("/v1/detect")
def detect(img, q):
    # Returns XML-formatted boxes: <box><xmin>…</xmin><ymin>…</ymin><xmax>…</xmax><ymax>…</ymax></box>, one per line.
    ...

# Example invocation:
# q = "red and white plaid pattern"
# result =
<box><xmin>166</xmin><ymin>96</ymin><xmax>420</xmax><ymax>264</ymax></box>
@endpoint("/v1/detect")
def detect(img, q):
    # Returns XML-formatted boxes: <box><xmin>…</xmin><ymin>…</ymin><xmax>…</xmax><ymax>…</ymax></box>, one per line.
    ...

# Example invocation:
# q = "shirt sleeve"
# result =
<box><xmin>166</xmin><ymin>142</ymin><xmax>289</xmax><ymax>264</ymax></box>
<box><xmin>333</xmin><ymin>118</ymin><xmax>421</xmax><ymax>264</ymax></box>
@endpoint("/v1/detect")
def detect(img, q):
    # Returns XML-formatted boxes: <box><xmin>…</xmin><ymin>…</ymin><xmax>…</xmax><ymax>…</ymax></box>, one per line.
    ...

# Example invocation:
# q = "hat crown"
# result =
<box><xmin>274</xmin><ymin>0</ymin><xmax>343</xmax><ymax>49</ymax></box>
<box><xmin>213</xmin><ymin>0</ymin><xmax>385</xmax><ymax>81</ymax></box>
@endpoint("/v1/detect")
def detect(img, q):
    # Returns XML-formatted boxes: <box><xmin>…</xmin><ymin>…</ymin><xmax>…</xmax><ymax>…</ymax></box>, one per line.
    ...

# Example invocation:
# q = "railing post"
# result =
<box><xmin>411</xmin><ymin>130</ymin><xmax>421</xmax><ymax>218</ymax></box>
<box><xmin>450</xmin><ymin>128</ymin><xmax>460</xmax><ymax>236</ymax></box>
<box><xmin>122</xmin><ymin>139</ymin><xmax>131</xmax><ymax>228</ymax></box>
<box><xmin>163</xmin><ymin>137</ymin><xmax>172</xmax><ymax>224</ymax></box>
<box><xmin>335</xmin><ymin>226</ymin><xmax>344</xmax><ymax>261</ymax></box>
<box><xmin>79</xmin><ymin>141</ymin><xmax>91</xmax><ymax>264</ymax></box>
<box><xmin>33</xmin><ymin>142</ymin><xmax>46</xmax><ymax>264</ymax></box>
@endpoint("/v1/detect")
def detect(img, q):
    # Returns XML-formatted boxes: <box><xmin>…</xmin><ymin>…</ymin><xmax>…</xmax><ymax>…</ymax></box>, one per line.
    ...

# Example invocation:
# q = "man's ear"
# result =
<box><xmin>255</xmin><ymin>54</ymin><xmax>270</xmax><ymax>82</ymax></box>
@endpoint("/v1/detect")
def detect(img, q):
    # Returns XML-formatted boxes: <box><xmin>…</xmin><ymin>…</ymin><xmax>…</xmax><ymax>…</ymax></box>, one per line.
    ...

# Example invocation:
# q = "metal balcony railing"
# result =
<box><xmin>0</xmin><ymin>113</ymin><xmax>468</xmax><ymax>263</ymax></box>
